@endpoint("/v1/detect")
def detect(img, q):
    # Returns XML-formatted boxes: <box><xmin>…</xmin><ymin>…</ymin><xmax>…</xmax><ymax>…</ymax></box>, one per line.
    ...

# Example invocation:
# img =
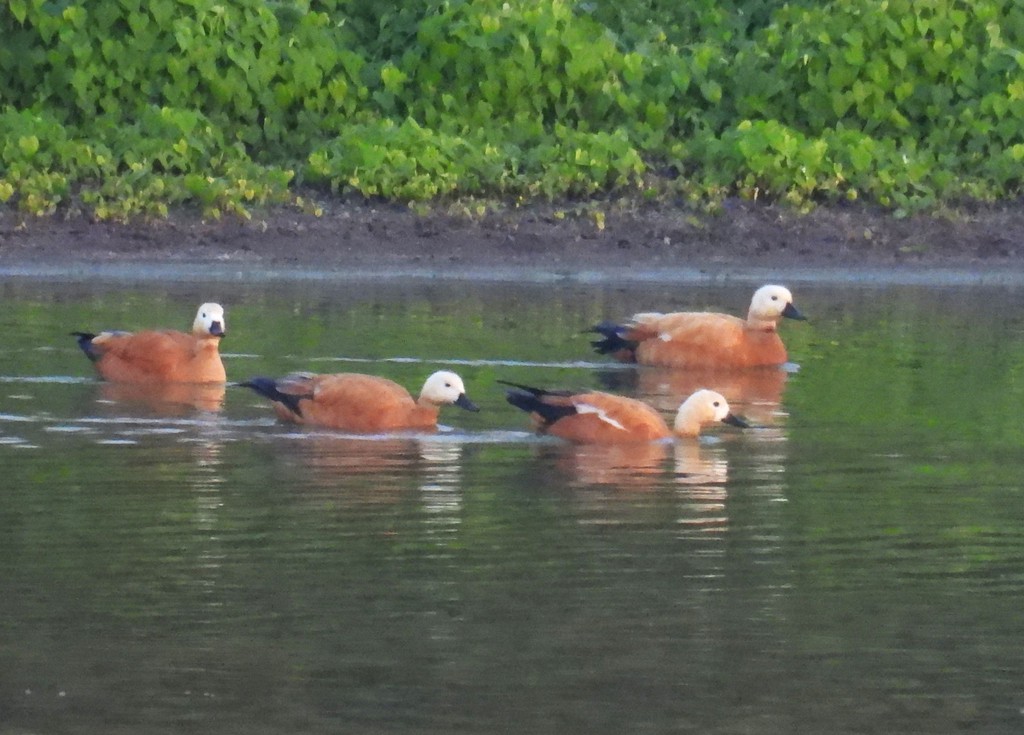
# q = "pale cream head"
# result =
<box><xmin>419</xmin><ymin>370</ymin><xmax>478</xmax><ymax>411</ymax></box>
<box><xmin>673</xmin><ymin>389</ymin><xmax>734</xmax><ymax>437</ymax></box>
<box><xmin>745</xmin><ymin>284</ymin><xmax>798</xmax><ymax>327</ymax></box>
<box><xmin>193</xmin><ymin>302</ymin><xmax>226</xmax><ymax>338</ymax></box>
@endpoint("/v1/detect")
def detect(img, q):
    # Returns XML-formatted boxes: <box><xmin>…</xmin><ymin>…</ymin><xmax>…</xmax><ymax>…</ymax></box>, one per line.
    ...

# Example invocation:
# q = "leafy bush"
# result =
<box><xmin>306</xmin><ymin>118</ymin><xmax>644</xmax><ymax>200</ymax></box>
<box><xmin>0</xmin><ymin>0</ymin><xmax>1022</xmax><ymax>219</ymax></box>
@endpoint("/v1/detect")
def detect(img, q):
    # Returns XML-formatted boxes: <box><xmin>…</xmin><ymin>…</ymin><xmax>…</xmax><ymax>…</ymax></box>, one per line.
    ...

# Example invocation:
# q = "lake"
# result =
<box><xmin>1</xmin><ymin>272</ymin><xmax>1022</xmax><ymax>734</ymax></box>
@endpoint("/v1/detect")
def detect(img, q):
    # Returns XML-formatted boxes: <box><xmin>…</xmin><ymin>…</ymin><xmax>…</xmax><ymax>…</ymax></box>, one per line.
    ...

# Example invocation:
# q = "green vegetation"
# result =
<box><xmin>1</xmin><ymin>0</ymin><xmax>1022</xmax><ymax>220</ymax></box>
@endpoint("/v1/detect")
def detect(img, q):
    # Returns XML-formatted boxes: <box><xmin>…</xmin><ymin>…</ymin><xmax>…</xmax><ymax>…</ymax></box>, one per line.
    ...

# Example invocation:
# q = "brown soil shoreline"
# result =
<box><xmin>2</xmin><ymin>198</ymin><xmax>1023</xmax><ymax>276</ymax></box>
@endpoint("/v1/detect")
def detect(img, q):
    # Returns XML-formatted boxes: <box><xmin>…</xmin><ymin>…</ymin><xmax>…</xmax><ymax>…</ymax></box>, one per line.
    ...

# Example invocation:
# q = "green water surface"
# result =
<box><xmin>0</xmin><ymin>277</ymin><xmax>1022</xmax><ymax>734</ymax></box>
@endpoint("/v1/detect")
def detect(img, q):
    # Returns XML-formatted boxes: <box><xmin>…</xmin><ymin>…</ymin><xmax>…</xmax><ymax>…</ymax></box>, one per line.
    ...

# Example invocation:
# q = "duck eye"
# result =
<box><xmin>771</xmin><ymin>295</ymin><xmax>778</xmax><ymax>301</ymax></box>
<box><xmin>713</xmin><ymin>401</ymin><xmax>720</xmax><ymax>407</ymax></box>
<box><xmin>444</xmin><ymin>382</ymin><xmax>452</xmax><ymax>388</ymax></box>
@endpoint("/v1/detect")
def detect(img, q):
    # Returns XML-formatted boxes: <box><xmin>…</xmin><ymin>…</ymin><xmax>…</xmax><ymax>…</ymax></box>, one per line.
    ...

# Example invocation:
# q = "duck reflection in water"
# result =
<box><xmin>672</xmin><ymin>441</ymin><xmax>731</xmax><ymax>534</ymax></box>
<box><xmin>94</xmin><ymin>380</ymin><xmax>227</xmax><ymax>415</ymax></box>
<box><xmin>543</xmin><ymin>440</ymin><xmax>734</xmax><ymax>534</ymax></box>
<box><xmin>257</xmin><ymin>433</ymin><xmax>466</xmax><ymax>506</ymax></box>
<box><xmin>555</xmin><ymin>441</ymin><xmax>670</xmax><ymax>489</ymax></box>
<box><xmin>547</xmin><ymin>433</ymin><xmax>732</xmax><ymax>490</ymax></box>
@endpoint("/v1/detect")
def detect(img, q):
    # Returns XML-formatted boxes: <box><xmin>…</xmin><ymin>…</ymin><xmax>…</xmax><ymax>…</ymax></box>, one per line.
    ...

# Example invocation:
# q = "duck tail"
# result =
<box><xmin>588</xmin><ymin>321</ymin><xmax>637</xmax><ymax>361</ymax></box>
<box><xmin>495</xmin><ymin>379</ymin><xmax>550</xmax><ymax>397</ymax></box>
<box><xmin>500</xmin><ymin>381</ymin><xmax>577</xmax><ymax>425</ymax></box>
<box><xmin>70</xmin><ymin>332</ymin><xmax>100</xmax><ymax>362</ymax></box>
<box><xmin>239</xmin><ymin>377</ymin><xmax>305</xmax><ymax>417</ymax></box>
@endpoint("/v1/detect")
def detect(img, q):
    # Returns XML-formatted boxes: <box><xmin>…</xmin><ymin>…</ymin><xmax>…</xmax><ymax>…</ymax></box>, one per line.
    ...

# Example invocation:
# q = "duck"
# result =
<box><xmin>72</xmin><ymin>302</ymin><xmax>226</xmax><ymax>383</ymax></box>
<box><xmin>502</xmin><ymin>381</ymin><xmax>747</xmax><ymax>444</ymax></box>
<box><xmin>240</xmin><ymin>370</ymin><xmax>479</xmax><ymax>432</ymax></box>
<box><xmin>590</xmin><ymin>284</ymin><xmax>805</xmax><ymax>368</ymax></box>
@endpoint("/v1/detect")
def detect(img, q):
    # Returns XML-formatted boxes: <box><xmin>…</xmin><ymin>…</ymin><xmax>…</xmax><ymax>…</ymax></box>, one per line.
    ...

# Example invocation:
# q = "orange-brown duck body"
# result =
<box><xmin>242</xmin><ymin>370</ymin><xmax>478</xmax><ymax>432</ymax></box>
<box><xmin>72</xmin><ymin>302</ymin><xmax>227</xmax><ymax>383</ymax></box>
<box><xmin>591</xmin><ymin>285</ymin><xmax>805</xmax><ymax>369</ymax></box>
<box><xmin>503</xmin><ymin>382</ymin><xmax>747</xmax><ymax>444</ymax></box>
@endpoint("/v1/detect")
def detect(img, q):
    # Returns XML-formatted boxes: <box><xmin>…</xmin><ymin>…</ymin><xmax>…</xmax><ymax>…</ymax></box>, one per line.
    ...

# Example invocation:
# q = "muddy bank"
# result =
<box><xmin>2</xmin><ymin>198</ymin><xmax>1023</xmax><ymax>282</ymax></box>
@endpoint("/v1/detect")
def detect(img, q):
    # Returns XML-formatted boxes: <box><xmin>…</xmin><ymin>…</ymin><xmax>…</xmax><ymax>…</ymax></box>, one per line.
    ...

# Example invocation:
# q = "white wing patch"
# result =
<box><xmin>658</xmin><ymin>332</ymin><xmax>673</xmax><ymax>342</ymax></box>
<box><xmin>631</xmin><ymin>312</ymin><xmax>665</xmax><ymax>323</ymax></box>
<box><xmin>576</xmin><ymin>402</ymin><xmax>626</xmax><ymax>431</ymax></box>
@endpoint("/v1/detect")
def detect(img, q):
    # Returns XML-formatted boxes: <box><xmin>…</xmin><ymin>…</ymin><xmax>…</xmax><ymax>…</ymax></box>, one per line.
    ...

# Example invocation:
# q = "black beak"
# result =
<box><xmin>782</xmin><ymin>302</ymin><xmax>806</xmax><ymax>321</ymax></box>
<box><xmin>455</xmin><ymin>394</ymin><xmax>480</xmax><ymax>412</ymax></box>
<box><xmin>721</xmin><ymin>413</ymin><xmax>750</xmax><ymax>428</ymax></box>
<box><xmin>210</xmin><ymin>321</ymin><xmax>225</xmax><ymax>337</ymax></box>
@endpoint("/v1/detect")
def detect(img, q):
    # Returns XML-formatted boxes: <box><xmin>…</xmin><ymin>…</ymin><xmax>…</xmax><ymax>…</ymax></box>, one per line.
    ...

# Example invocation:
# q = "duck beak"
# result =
<box><xmin>455</xmin><ymin>394</ymin><xmax>480</xmax><ymax>412</ymax></box>
<box><xmin>209</xmin><ymin>321</ymin><xmax>225</xmax><ymax>337</ymax></box>
<box><xmin>722</xmin><ymin>413</ymin><xmax>749</xmax><ymax>428</ymax></box>
<box><xmin>782</xmin><ymin>303</ymin><xmax>806</xmax><ymax>321</ymax></box>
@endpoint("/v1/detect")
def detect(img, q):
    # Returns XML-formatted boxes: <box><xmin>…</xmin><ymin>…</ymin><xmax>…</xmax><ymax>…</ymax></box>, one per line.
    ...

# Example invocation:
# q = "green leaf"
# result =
<box><xmin>19</xmin><ymin>135</ymin><xmax>40</xmax><ymax>158</ymax></box>
<box><xmin>10</xmin><ymin>0</ymin><xmax>27</xmax><ymax>24</ymax></box>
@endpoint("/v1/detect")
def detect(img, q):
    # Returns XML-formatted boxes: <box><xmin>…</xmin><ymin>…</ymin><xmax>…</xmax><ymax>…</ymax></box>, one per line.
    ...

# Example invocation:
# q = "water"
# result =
<box><xmin>1</xmin><ymin>275</ymin><xmax>1023</xmax><ymax>734</ymax></box>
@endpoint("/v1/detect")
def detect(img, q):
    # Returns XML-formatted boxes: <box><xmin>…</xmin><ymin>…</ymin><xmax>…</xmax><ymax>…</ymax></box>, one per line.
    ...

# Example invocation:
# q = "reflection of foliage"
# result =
<box><xmin>0</xmin><ymin>0</ymin><xmax>1021</xmax><ymax>218</ymax></box>
<box><xmin>787</xmin><ymin>288</ymin><xmax>1024</xmax><ymax>444</ymax></box>
<box><xmin>781</xmin><ymin>287</ymin><xmax>1024</xmax><ymax>591</ymax></box>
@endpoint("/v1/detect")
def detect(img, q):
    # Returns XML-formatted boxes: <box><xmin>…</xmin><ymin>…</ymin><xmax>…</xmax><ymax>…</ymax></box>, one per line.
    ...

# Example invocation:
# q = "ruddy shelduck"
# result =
<box><xmin>241</xmin><ymin>370</ymin><xmax>479</xmax><ymax>432</ymax></box>
<box><xmin>591</xmin><ymin>285</ymin><xmax>806</xmax><ymax>368</ymax></box>
<box><xmin>72</xmin><ymin>302</ymin><xmax>227</xmax><ymax>383</ymax></box>
<box><xmin>502</xmin><ymin>381</ymin><xmax>748</xmax><ymax>444</ymax></box>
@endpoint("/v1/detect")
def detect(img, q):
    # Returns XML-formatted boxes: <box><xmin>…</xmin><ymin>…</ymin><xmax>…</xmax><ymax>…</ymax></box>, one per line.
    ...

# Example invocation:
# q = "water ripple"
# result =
<box><xmin>0</xmin><ymin>375</ymin><xmax>94</xmax><ymax>384</ymax></box>
<box><xmin>301</xmin><ymin>355</ymin><xmax>631</xmax><ymax>369</ymax></box>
